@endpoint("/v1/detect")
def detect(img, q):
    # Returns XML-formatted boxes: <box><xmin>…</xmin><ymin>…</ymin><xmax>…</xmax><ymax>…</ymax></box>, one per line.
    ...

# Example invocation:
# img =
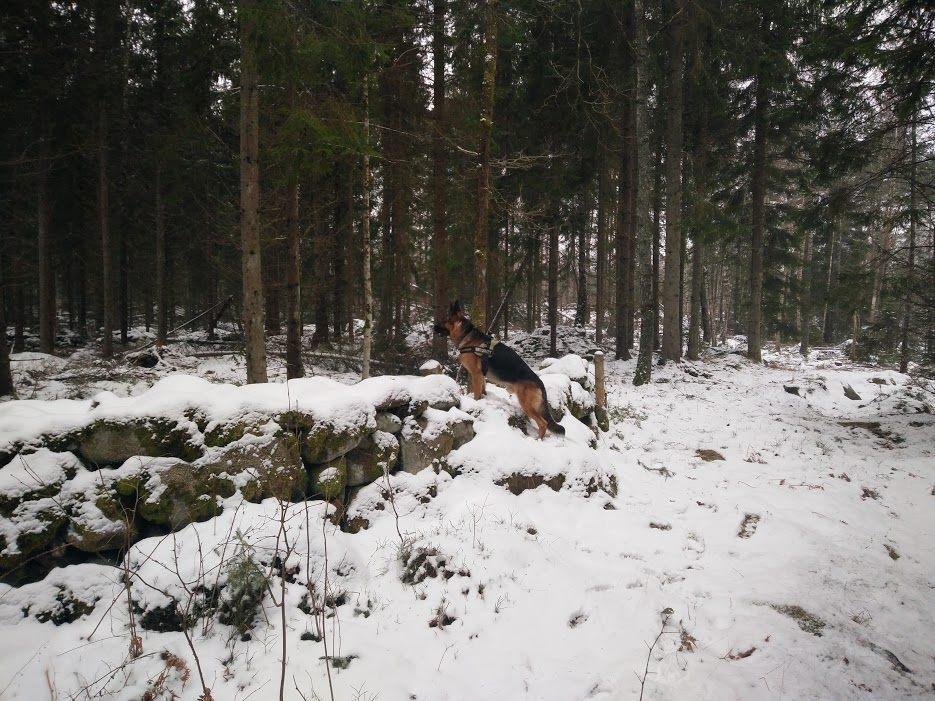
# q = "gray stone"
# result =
<box><xmin>346</xmin><ymin>431</ymin><xmax>400</xmax><ymax>487</ymax></box>
<box><xmin>375</xmin><ymin>412</ymin><xmax>403</xmax><ymax>434</ymax></box>
<box><xmin>77</xmin><ymin>418</ymin><xmax>202</xmax><ymax>466</ymax></box>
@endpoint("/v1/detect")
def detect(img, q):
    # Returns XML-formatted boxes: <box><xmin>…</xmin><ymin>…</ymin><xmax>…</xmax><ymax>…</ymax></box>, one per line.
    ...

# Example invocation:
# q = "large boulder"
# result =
<box><xmin>399</xmin><ymin>408</ymin><xmax>475</xmax><ymax>475</ymax></box>
<box><xmin>278</xmin><ymin>410</ymin><xmax>372</xmax><ymax>464</ymax></box>
<box><xmin>540</xmin><ymin>354</ymin><xmax>593</xmax><ymax>390</ymax></box>
<box><xmin>0</xmin><ymin>498</ymin><xmax>67</xmax><ymax>573</ymax></box>
<box><xmin>64</xmin><ymin>485</ymin><xmax>133</xmax><ymax>553</ymax></box>
<box><xmin>375</xmin><ymin>412</ymin><xmax>403</xmax><ymax>434</ymax></box>
<box><xmin>540</xmin><ymin>374</ymin><xmax>595</xmax><ymax>421</ymax></box>
<box><xmin>127</xmin><ymin>458</ymin><xmax>227</xmax><ymax>528</ymax></box>
<box><xmin>76</xmin><ymin>418</ymin><xmax>203</xmax><ymax>467</ymax></box>
<box><xmin>195</xmin><ymin>433</ymin><xmax>306</xmax><ymax>503</ymax></box>
<box><xmin>310</xmin><ymin>457</ymin><xmax>347</xmax><ymax>500</ymax></box>
<box><xmin>355</xmin><ymin>375</ymin><xmax>462</xmax><ymax>416</ymax></box>
<box><xmin>346</xmin><ymin>431</ymin><xmax>400</xmax><ymax>487</ymax></box>
<box><xmin>0</xmin><ymin>449</ymin><xmax>81</xmax><ymax>516</ymax></box>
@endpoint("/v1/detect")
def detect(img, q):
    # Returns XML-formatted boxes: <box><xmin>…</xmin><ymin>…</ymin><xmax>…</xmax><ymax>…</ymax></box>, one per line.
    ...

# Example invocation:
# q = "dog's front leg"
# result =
<box><xmin>471</xmin><ymin>371</ymin><xmax>486</xmax><ymax>400</ymax></box>
<box><xmin>460</xmin><ymin>355</ymin><xmax>486</xmax><ymax>400</ymax></box>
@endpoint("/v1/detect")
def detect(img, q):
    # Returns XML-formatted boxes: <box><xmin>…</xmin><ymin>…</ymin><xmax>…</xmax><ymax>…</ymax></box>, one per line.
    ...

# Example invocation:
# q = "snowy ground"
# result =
<box><xmin>1</xmin><ymin>335</ymin><xmax>933</xmax><ymax>700</ymax></box>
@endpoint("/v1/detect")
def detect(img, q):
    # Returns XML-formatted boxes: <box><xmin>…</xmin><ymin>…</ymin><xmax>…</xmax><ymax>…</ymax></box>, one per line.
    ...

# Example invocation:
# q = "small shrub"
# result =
<box><xmin>219</xmin><ymin>540</ymin><xmax>268</xmax><ymax>635</ymax></box>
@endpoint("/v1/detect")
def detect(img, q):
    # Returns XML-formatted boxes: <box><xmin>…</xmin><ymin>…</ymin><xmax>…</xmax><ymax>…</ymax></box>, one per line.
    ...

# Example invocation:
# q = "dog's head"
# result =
<box><xmin>433</xmin><ymin>300</ymin><xmax>466</xmax><ymax>338</ymax></box>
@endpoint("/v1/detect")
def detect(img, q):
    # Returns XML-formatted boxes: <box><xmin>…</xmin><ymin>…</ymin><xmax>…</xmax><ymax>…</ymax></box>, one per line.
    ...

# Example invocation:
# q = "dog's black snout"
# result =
<box><xmin>433</xmin><ymin>323</ymin><xmax>449</xmax><ymax>336</ymax></box>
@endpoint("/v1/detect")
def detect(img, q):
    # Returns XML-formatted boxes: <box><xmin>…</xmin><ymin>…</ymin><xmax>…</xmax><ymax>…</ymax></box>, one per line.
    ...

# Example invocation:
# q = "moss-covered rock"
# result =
<box><xmin>203</xmin><ymin>417</ymin><xmax>272</xmax><ymax>449</ymax></box>
<box><xmin>346</xmin><ymin>431</ymin><xmax>400</xmax><ymax>487</ymax></box>
<box><xmin>310</xmin><ymin>457</ymin><xmax>347</xmax><ymax>500</ymax></box>
<box><xmin>0</xmin><ymin>449</ymin><xmax>81</xmax><ymax>517</ymax></box>
<box><xmin>76</xmin><ymin>418</ymin><xmax>203</xmax><ymax>467</ymax></box>
<box><xmin>399</xmin><ymin>418</ymin><xmax>453</xmax><ymax>475</ymax></box>
<box><xmin>198</xmin><ymin>433</ymin><xmax>306</xmax><ymax>503</ymax></box>
<box><xmin>135</xmin><ymin>459</ymin><xmax>225</xmax><ymax>528</ymax></box>
<box><xmin>66</xmin><ymin>489</ymin><xmax>134</xmax><ymax>553</ymax></box>
<box><xmin>0</xmin><ymin>498</ymin><xmax>67</xmax><ymax>574</ymax></box>
<box><xmin>278</xmin><ymin>410</ymin><xmax>369</xmax><ymax>464</ymax></box>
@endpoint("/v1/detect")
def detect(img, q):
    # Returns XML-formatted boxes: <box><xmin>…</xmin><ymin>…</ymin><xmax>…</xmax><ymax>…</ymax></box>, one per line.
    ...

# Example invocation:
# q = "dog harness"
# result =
<box><xmin>458</xmin><ymin>336</ymin><xmax>500</xmax><ymax>358</ymax></box>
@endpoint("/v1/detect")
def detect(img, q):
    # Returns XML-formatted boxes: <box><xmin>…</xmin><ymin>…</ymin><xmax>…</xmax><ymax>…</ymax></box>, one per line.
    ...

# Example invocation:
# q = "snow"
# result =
<box><xmin>2</xmin><ymin>374</ymin><xmax>465</xmax><ymax>453</ymax></box>
<box><xmin>0</xmin><ymin>344</ymin><xmax>933</xmax><ymax>700</ymax></box>
<box><xmin>0</xmin><ymin>448</ymin><xmax>79</xmax><ymax>500</ymax></box>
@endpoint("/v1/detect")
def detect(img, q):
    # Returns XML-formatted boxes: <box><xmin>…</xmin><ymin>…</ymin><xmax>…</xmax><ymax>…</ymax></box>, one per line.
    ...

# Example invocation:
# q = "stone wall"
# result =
<box><xmin>0</xmin><ymin>356</ymin><xmax>603</xmax><ymax>584</ymax></box>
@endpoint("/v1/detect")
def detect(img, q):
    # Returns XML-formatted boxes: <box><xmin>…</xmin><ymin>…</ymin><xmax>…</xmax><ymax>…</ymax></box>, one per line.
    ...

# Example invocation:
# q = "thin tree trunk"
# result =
<box><xmin>595</xmin><ymin>147</ymin><xmax>609</xmax><ymax>345</ymax></box>
<box><xmin>12</xmin><ymin>253</ymin><xmax>25</xmax><ymax>353</ymax></box>
<box><xmin>633</xmin><ymin>0</ymin><xmax>653</xmax><ymax>386</ymax></box>
<box><xmin>651</xmin><ymin>135</ymin><xmax>662</xmax><ymax>351</ymax></box>
<box><xmin>431</xmin><ymin>0</ymin><xmax>449</xmax><ymax>360</ymax></box>
<box><xmin>687</xmin><ymin>83</ymin><xmax>709</xmax><ymax>360</ymax></box>
<box><xmin>99</xmin><ymin>102</ymin><xmax>114</xmax><ymax>358</ymax></box>
<box><xmin>37</xmin><ymin>132</ymin><xmax>54</xmax><ymax>355</ymax></box>
<box><xmin>575</xmin><ymin>191</ymin><xmax>589</xmax><ymax>326</ymax></box>
<box><xmin>472</xmin><ymin>0</ymin><xmax>498</xmax><ymax>329</ymax></box>
<box><xmin>899</xmin><ymin>117</ymin><xmax>917</xmax><ymax>374</ymax></box>
<box><xmin>0</xmin><ymin>281</ymin><xmax>13</xmax><ymax>397</ymax></box>
<box><xmin>155</xmin><ymin>163</ymin><xmax>167</xmax><ymax>346</ymax></box>
<box><xmin>799</xmin><ymin>229</ymin><xmax>812</xmax><ymax>356</ymax></box>
<box><xmin>548</xmin><ymin>210</ymin><xmax>559</xmax><ymax>356</ymax></box>
<box><xmin>284</xmin><ymin>69</ymin><xmax>303</xmax><ymax>379</ymax></box>
<box><xmin>822</xmin><ymin>221</ymin><xmax>837</xmax><ymax>342</ymax></box>
<box><xmin>661</xmin><ymin>0</ymin><xmax>684</xmax><ymax>363</ymax></box>
<box><xmin>747</xmin><ymin>20</ymin><xmax>769</xmax><ymax>363</ymax></box>
<box><xmin>361</xmin><ymin>79</ymin><xmax>374</xmax><ymax>379</ymax></box>
<box><xmin>240</xmin><ymin>0</ymin><xmax>267</xmax><ymax>383</ymax></box>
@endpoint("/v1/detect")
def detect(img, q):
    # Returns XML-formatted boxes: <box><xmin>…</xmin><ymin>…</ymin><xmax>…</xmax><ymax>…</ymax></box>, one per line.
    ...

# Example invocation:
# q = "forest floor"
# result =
<box><xmin>1</xmin><ymin>327</ymin><xmax>933</xmax><ymax>700</ymax></box>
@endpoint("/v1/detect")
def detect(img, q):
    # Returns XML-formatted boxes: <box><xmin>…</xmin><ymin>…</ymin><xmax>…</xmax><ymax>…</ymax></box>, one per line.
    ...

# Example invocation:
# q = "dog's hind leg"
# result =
<box><xmin>516</xmin><ymin>383</ymin><xmax>549</xmax><ymax>439</ymax></box>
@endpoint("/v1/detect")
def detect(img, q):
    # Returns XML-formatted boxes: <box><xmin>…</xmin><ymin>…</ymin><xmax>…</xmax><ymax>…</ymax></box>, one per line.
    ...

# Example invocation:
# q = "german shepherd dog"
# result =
<box><xmin>434</xmin><ymin>301</ymin><xmax>565</xmax><ymax>439</ymax></box>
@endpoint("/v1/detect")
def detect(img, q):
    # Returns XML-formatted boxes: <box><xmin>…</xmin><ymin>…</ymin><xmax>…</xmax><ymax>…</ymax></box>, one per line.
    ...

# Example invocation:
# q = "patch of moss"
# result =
<box><xmin>771</xmin><ymin>604</ymin><xmax>826</xmax><ymax>637</ymax></box>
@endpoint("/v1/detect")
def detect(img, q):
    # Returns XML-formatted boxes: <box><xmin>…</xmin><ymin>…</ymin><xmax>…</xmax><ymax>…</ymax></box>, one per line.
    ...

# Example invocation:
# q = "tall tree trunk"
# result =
<box><xmin>747</xmin><ymin>21</ymin><xmax>769</xmax><ymax>363</ymax></box>
<box><xmin>12</xmin><ymin>253</ymin><xmax>25</xmax><ymax>353</ymax></box>
<box><xmin>472</xmin><ymin>0</ymin><xmax>498</xmax><ymax>329</ymax></box>
<box><xmin>284</xmin><ymin>64</ymin><xmax>303</xmax><ymax>379</ymax></box>
<box><xmin>575</xmin><ymin>192</ymin><xmax>589</xmax><ymax>326</ymax></box>
<box><xmin>661</xmin><ymin>0</ymin><xmax>684</xmax><ymax>363</ymax></box>
<box><xmin>595</xmin><ymin>147</ymin><xmax>609</xmax><ymax>345</ymax></box>
<box><xmin>821</xmin><ymin>219</ymin><xmax>837</xmax><ymax>342</ymax></box>
<box><xmin>899</xmin><ymin>117</ymin><xmax>917</xmax><ymax>374</ymax></box>
<box><xmin>99</xmin><ymin>103</ymin><xmax>113</xmax><ymax>358</ymax></box>
<box><xmin>616</xmin><ymin>0</ymin><xmax>638</xmax><ymax>360</ymax></box>
<box><xmin>799</xmin><ymin>229</ymin><xmax>812</xmax><ymax>356</ymax></box>
<box><xmin>548</xmin><ymin>211</ymin><xmax>559</xmax><ymax>357</ymax></box>
<box><xmin>687</xmin><ymin>75</ymin><xmax>709</xmax><ymax>360</ymax></box>
<box><xmin>95</xmin><ymin>0</ymin><xmax>115</xmax><ymax>359</ymax></box>
<box><xmin>155</xmin><ymin>163</ymin><xmax>167</xmax><ymax>346</ymax></box>
<box><xmin>311</xmin><ymin>187</ymin><xmax>331</xmax><ymax>346</ymax></box>
<box><xmin>431</xmin><ymin>0</ymin><xmax>449</xmax><ymax>360</ymax></box>
<box><xmin>37</xmin><ymin>132</ymin><xmax>54</xmax><ymax>355</ymax></box>
<box><xmin>0</xmin><ymin>280</ymin><xmax>13</xmax><ymax>397</ymax></box>
<box><xmin>332</xmin><ymin>162</ymin><xmax>351</xmax><ymax>339</ymax></box>
<box><xmin>633</xmin><ymin>0</ymin><xmax>653</xmax><ymax>386</ymax></box>
<box><xmin>651</xmin><ymin>135</ymin><xmax>662</xmax><ymax>351</ymax></box>
<box><xmin>361</xmin><ymin>79</ymin><xmax>374</xmax><ymax>379</ymax></box>
<box><xmin>239</xmin><ymin>0</ymin><xmax>267</xmax><ymax>383</ymax></box>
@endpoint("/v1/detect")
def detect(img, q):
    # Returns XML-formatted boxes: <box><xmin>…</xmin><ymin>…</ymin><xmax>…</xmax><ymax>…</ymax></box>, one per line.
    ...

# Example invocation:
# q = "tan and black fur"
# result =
<box><xmin>434</xmin><ymin>301</ymin><xmax>565</xmax><ymax>439</ymax></box>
